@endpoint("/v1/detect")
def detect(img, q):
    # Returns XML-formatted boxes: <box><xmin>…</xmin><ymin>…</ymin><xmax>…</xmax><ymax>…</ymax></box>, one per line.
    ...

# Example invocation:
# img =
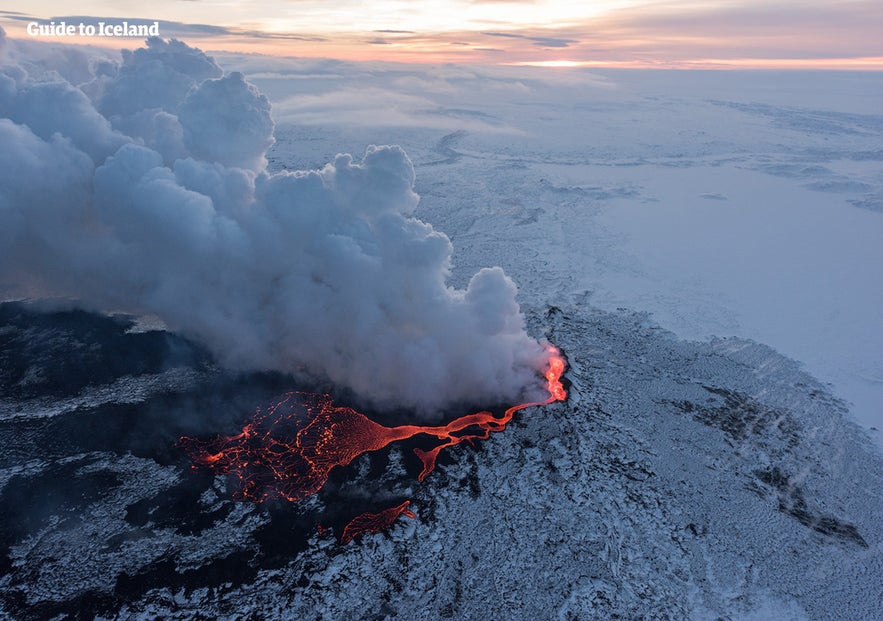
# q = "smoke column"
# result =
<box><xmin>0</xmin><ymin>32</ymin><xmax>553</xmax><ymax>415</ymax></box>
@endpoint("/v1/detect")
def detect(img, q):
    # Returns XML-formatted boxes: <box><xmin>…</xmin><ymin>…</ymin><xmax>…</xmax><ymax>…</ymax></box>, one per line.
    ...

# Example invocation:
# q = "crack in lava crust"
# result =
<box><xmin>178</xmin><ymin>347</ymin><xmax>566</xmax><ymax>540</ymax></box>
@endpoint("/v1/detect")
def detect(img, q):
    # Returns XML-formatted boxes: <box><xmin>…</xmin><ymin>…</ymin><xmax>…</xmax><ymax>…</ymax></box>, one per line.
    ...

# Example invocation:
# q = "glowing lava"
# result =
<box><xmin>178</xmin><ymin>346</ymin><xmax>566</xmax><ymax>540</ymax></box>
<box><xmin>340</xmin><ymin>501</ymin><xmax>417</xmax><ymax>544</ymax></box>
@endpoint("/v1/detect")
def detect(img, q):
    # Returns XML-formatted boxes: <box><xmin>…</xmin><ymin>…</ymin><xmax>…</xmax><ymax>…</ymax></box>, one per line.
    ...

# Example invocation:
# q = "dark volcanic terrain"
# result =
<box><xmin>1</xmin><ymin>301</ymin><xmax>881</xmax><ymax>620</ymax></box>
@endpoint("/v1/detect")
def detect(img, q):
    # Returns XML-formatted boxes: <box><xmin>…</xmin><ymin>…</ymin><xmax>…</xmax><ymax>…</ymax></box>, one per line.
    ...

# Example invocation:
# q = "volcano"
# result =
<box><xmin>2</xmin><ymin>35</ymin><xmax>883</xmax><ymax>621</ymax></box>
<box><xmin>178</xmin><ymin>348</ymin><xmax>567</xmax><ymax>541</ymax></box>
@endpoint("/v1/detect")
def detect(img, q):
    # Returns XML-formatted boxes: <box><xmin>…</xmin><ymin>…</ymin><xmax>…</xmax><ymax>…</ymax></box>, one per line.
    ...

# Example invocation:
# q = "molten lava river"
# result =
<box><xmin>179</xmin><ymin>347</ymin><xmax>566</xmax><ymax>543</ymax></box>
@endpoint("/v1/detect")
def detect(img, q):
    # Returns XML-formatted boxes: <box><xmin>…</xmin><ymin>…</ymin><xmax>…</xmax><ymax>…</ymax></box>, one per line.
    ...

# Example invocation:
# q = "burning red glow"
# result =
<box><xmin>340</xmin><ymin>501</ymin><xmax>417</xmax><ymax>544</ymax></box>
<box><xmin>178</xmin><ymin>346</ymin><xmax>566</xmax><ymax>541</ymax></box>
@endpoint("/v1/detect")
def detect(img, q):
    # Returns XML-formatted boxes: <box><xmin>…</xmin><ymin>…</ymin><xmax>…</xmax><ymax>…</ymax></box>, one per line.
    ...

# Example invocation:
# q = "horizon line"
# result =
<box><xmin>4</xmin><ymin>31</ymin><xmax>883</xmax><ymax>71</ymax></box>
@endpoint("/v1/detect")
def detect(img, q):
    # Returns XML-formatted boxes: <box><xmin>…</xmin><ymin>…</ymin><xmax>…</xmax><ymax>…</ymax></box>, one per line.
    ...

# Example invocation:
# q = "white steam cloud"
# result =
<box><xmin>0</xmin><ymin>34</ymin><xmax>550</xmax><ymax>415</ymax></box>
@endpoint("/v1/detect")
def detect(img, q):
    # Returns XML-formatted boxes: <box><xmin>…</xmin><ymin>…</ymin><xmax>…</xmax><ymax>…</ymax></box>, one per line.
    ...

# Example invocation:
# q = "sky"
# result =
<box><xmin>1</xmin><ymin>0</ymin><xmax>882</xmax><ymax>68</ymax></box>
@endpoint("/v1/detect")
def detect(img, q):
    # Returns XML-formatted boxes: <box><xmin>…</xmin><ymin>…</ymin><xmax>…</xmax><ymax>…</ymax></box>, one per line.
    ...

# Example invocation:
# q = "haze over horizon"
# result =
<box><xmin>3</xmin><ymin>6</ymin><xmax>883</xmax><ymax>619</ymax></box>
<box><xmin>2</xmin><ymin>0</ymin><xmax>882</xmax><ymax>69</ymax></box>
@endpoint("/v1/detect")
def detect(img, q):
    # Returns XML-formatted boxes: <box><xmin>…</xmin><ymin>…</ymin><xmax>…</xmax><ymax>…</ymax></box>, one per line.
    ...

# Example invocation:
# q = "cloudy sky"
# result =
<box><xmin>1</xmin><ymin>1</ymin><xmax>881</xmax><ymax>68</ymax></box>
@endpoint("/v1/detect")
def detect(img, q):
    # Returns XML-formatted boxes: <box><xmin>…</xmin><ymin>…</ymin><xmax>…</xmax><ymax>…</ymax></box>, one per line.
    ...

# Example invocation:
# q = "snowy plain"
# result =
<box><xmin>222</xmin><ymin>58</ymin><xmax>883</xmax><ymax>448</ymax></box>
<box><xmin>2</xmin><ymin>40</ymin><xmax>883</xmax><ymax>620</ymax></box>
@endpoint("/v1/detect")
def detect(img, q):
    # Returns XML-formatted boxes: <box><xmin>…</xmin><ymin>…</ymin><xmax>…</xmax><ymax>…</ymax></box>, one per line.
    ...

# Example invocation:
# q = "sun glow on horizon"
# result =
<box><xmin>1</xmin><ymin>0</ymin><xmax>881</xmax><ymax>70</ymax></box>
<box><xmin>508</xmin><ymin>60</ymin><xmax>588</xmax><ymax>68</ymax></box>
<box><xmin>505</xmin><ymin>57</ymin><xmax>883</xmax><ymax>70</ymax></box>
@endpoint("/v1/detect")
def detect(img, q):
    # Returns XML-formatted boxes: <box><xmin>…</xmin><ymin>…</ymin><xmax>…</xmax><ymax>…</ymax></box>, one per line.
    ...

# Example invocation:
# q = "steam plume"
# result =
<box><xmin>0</xmin><ymin>33</ymin><xmax>549</xmax><ymax>415</ymax></box>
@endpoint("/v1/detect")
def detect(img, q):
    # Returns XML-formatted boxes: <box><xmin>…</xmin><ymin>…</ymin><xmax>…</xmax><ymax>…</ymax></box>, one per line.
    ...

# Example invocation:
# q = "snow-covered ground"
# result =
<box><xmin>4</xmin><ymin>300</ymin><xmax>881</xmax><ymax>620</ymax></box>
<box><xmin>225</xmin><ymin>59</ymin><xmax>883</xmax><ymax>448</ymax></box>
<box><xmin>3</xmin><ymin>53</ymin><xmax>883</xmax><ymax>620</ymax></box>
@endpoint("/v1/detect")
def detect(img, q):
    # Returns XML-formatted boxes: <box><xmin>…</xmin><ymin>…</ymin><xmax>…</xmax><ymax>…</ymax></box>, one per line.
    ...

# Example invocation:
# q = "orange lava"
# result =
<box><xmin>178</xmin><ymin>346</ymin><xmax>566</xmax><ymax>539</ymax></box>
<box><xmin>341</xmin><ymin>501</ymin><xmax>417</xmax><ymax>544</ymax></box>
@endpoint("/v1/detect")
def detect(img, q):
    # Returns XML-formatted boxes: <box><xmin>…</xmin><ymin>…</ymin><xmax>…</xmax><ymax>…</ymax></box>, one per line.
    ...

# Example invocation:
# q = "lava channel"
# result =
<box><xmin>340</xmin><ymin>501</ymin><xmax>417</xmax><ymax>544</ymax></box>
<box><xmin>178</xmin><ymin>346</ymin><xmax>566</xmax><ymax>541</ymax></box>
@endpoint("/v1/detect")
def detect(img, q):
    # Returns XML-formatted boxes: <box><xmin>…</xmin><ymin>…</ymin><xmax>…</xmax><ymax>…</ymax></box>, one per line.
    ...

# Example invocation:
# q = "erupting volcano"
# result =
<box><xmin>178</xmin><ymin>347</ymin><xmax>566</xmax><ymax>541</ymax></box>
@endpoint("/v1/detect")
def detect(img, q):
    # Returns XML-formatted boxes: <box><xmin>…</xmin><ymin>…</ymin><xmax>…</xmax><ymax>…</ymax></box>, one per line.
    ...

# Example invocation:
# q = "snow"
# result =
<box><xmin>232</xmin><ymin>60</ymin><xmax>883</xmax><ymax>448</ymax></box>
<box><xmin>13</xmin><ymin>306</ymin><xmax>872</xmax><ymax>620</ymax></box>
<box><xmin>3</xmin><ymin>47</ymin><xmax>883</xmax><ymax>619</ymax></box>
<box><xmin>591</xmin><ymin>165</ymin><xmax>883</xmax><ymax>440</ymax></box>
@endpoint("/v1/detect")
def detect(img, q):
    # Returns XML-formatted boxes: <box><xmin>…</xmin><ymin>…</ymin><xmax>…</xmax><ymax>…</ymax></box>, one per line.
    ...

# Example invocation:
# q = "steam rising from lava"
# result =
<box><xmin>178</xmin><ymin>347</ymin><xmax>567</xmax><ymax>541</ymax></box>
<box><xmin>0</xmin><ymin>32</ymin><xmax>553</xmax><ymax>414</ymax></box>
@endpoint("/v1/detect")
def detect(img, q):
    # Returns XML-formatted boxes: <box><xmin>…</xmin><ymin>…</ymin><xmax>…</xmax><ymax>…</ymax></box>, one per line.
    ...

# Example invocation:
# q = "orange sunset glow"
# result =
<box><xmin>1</xmin><ymin>0</ymin><xmax>881</xmax><ymax>69</ymax></box>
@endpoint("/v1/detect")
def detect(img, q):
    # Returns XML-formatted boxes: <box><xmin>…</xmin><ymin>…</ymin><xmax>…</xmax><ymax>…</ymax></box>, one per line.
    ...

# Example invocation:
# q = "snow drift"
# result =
<box><xmin>0</xmin><ymin>33</ymin><xmax>549</xmax><ymax>415</ymax></box>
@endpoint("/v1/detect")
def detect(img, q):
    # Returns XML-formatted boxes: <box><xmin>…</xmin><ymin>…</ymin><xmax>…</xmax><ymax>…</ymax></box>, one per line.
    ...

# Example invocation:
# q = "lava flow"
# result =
<box><xmin>178</xmin><ymin>346</ymin><xmax>566</xmax><ymax>540</ymax></box>
<box><xmin>340</xmin><ymin>501</ymin><xmax>417</xmax><ymax>544</ymax></box>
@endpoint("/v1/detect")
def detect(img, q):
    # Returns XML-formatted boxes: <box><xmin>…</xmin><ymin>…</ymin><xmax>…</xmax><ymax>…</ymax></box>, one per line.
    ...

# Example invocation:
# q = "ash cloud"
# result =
<box><xmin>0</xmin><ymin>32</ymin><xmax>550</xmax><ymax>416</ymax></box>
